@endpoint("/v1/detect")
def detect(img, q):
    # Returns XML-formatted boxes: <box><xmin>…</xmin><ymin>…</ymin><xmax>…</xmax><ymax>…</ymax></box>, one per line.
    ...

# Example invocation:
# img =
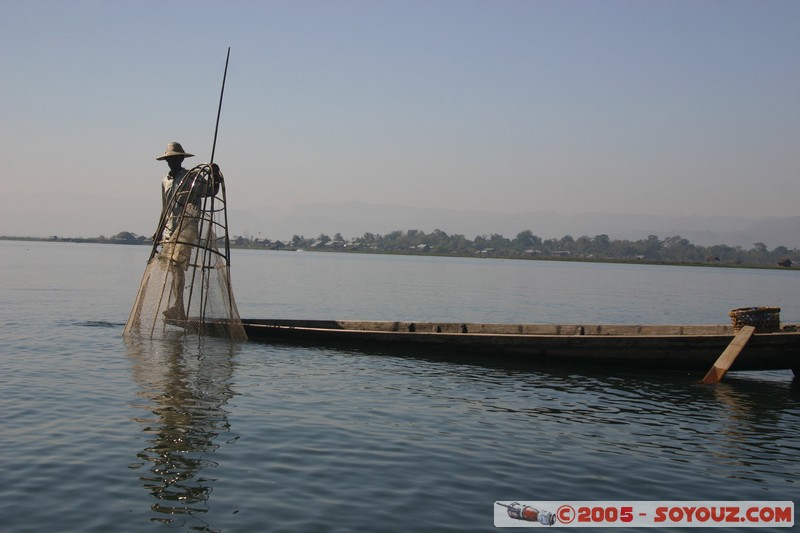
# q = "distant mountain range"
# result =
<box><xmin>3</xmin><ymin>194</ymin><xmax>799</xmax><ymax>249</ymax></box>
<box><xmin>228</xmin><ymin>201</ymin><xmax>800</xmax><ymax>250</ymax></box>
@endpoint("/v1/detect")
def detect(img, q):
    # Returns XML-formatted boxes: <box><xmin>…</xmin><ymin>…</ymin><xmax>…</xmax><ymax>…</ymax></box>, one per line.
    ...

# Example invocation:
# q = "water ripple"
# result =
<box><xmin>2</xmin><ymin>243</ymin><xmax>798</xmax><ymax>531</ymax></box>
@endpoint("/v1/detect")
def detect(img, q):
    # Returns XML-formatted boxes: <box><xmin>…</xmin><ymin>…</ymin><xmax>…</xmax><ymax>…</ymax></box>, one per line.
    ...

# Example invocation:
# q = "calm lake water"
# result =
<box><xmin>1</xmin><ymin>240</ymin><xmax>798</xmax><ymax>532</ymax></box>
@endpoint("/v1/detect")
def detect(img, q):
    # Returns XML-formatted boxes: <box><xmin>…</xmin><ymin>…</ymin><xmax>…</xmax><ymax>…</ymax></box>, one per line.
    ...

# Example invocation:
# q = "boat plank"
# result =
<box><xmin>702</xmin><ymin>326</ymin><xmax>756</xmax><ymax>384</ymax></box>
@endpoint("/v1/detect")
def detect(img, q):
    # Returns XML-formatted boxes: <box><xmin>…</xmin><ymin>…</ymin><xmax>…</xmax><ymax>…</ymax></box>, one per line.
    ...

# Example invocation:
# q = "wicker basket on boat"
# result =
<box><xmin>728</xmin><ymin>306</ymin><xmax>780</xmax><ymax>333</ymax></box>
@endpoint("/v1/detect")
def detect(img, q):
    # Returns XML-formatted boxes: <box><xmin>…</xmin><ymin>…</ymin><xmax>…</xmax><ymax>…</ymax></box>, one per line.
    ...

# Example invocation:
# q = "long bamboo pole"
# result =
<box><xmin>210</xmin><ymin>47</ymin><xmax>230</xmax><ymax>165</ymax></box>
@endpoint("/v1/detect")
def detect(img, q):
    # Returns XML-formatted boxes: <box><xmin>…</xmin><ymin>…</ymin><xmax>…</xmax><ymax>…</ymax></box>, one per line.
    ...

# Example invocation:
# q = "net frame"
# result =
<box><xmin>124</xmin><ymin>164</ymin><xmax>247</xmax><ymax>341</ymax></box>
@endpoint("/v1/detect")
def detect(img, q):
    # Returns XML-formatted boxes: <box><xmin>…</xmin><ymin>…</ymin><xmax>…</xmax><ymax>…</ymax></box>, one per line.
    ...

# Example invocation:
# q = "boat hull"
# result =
<box><xmin>242</xmin><ymin>319</ymin><xmax>800</xmax><ymax>373</ymax></box>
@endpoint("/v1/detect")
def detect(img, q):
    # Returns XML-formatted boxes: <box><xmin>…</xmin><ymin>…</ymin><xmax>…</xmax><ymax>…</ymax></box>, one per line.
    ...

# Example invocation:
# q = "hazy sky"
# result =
<box><xmin>1</xmin><ymin>0</ymin><xmax>798</xmax><ymax>237</ymax></box>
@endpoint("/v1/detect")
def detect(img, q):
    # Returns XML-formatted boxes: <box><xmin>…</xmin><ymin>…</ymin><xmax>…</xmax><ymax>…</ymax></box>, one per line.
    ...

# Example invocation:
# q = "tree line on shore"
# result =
<box><xmin>235</xmin><ymin>229</ymin><xmax>797</xmax><ymax>268</ymax></box>
<box><xmin>5</xmin><ymin>229</ymin><xmax>796</xmax><ymax>268</ymax></box>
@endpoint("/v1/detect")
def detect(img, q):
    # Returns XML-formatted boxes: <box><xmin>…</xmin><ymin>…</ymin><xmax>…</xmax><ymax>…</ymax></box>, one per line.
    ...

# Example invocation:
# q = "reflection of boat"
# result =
<box><xmin>241</xmin><ymin>319</ymin><xmax>800</xmax><ymax>375</ymax></box>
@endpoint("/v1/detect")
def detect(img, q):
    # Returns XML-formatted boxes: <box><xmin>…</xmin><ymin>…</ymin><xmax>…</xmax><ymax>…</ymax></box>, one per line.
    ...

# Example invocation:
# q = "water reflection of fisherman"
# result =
<box><xmin>126</xmin><ymin>337</ymin><xmax>236</xmax><ymax>526</ymax></box>
<box><xmin>154</xmin><ymin>142</ymin><xmax>223</xmax><ymax>320</ymax></box>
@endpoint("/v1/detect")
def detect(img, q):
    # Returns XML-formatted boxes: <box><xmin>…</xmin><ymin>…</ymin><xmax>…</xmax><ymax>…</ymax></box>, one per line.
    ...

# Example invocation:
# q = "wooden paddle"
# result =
<box><xmin>701</xmin><ymin>325</ymin><xmax>755</xmax><ymax>384</ymax></box>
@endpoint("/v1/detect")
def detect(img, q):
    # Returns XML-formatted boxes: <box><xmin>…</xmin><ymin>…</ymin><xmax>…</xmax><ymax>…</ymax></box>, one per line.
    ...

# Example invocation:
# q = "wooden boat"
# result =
<box><xmin>241</xmin><ymin>318</ymin><xmax>800</xmax><ymax>375</ymax></box>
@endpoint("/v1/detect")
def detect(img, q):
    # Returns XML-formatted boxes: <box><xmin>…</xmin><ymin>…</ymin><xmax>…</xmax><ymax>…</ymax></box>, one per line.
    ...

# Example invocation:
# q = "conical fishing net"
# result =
<box><xmin>124</xmin><ymin>163</ymin><xmax>247</xmax><ymax>341</ymax></box>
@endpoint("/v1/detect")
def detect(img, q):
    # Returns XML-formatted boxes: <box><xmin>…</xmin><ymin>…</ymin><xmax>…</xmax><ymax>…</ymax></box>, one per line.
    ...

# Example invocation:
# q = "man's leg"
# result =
<box><xmin>164</xmin><ymin>260</ymin><xmax>187</xmax><ymax>320</ymax></box>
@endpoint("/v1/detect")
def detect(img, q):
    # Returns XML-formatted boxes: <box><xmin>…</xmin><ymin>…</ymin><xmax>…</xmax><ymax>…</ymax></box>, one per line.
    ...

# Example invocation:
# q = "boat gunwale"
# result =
<box><xmin>237</xmin><ymin>318</ymin><xmax>800</xmax><ymax>372</ymax></box>
<box><xmin>242</xmin><ymin>318</ymin><xmax>800</xmax><ymax>338</ymax></box>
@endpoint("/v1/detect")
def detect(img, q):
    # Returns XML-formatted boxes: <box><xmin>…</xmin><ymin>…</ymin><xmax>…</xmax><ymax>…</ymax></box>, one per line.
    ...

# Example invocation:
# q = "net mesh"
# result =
<box><xmin>124</xmin><ymin>164</ymin><xmax>247</xmax><ymax>341</ymax></box>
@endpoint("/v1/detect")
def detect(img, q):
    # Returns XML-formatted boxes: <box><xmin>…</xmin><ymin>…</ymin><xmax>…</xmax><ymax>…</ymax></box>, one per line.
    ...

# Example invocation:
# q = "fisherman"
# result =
<box><xmin>155</xmin><ymin>141</ymin><xmax>223</xmax><ymax>320</ymax></box>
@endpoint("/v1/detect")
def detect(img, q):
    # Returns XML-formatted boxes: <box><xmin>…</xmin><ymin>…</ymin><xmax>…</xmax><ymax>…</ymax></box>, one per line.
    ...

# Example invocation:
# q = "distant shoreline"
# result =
<box><xmin>3</xmin><ymin>235</ymin><xmax>796</xmax><ymax>271</ymax></box>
